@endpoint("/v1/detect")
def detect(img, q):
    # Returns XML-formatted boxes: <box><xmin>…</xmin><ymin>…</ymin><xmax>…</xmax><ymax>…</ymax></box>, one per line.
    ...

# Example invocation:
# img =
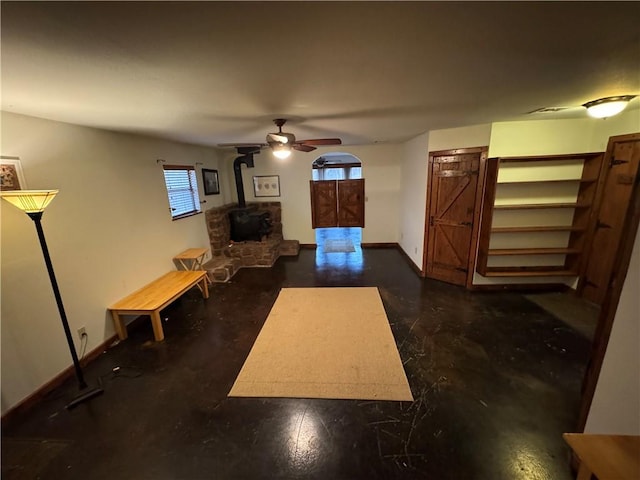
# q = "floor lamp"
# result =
<box><xmin>1</xmin><ymin>190</ymin><xmax>103</xmax><ymax>409</ymax></box>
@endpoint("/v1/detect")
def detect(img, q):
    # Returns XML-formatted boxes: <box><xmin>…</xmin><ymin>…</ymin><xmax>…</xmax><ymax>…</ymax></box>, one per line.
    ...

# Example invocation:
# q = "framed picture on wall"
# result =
<box><xmin>202</xmin><ymin>168</ymin><xmax>220</xmax><ymax>195</ymax></box>
<box><xmin>253</xmin><ymin>175</ymin><xmax>280</xmax><ymax>197</ymax></box>
<box><xmin>0</xmin><ymin>157</ymin><xmax>27</xmax><ymax>191</ymax></box>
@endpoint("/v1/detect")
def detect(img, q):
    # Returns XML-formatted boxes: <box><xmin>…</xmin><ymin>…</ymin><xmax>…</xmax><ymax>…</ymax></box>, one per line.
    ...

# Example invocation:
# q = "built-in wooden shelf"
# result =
<box><xmin>491</xmin><ymin>226</ymin><xmax>585</xmax><ymax>233</ymax></box>
<box><xmin>494</xmin><ymin>202</ymin><xmax>591</xmax><ymax>210</ymax></box>
<box><xmin>476</xmin><ymin>152</ymin><xmax>605</xmax><ymax>280</ymax></box>
<box><xmin>481</xmin><ymin>266</ymin><xmax>579</xmax><ymax>277</ymax></box>
<box><xmin>488</xmin><ymin>247</ymin><xmax>582</xmax><ymax>256</ymax></box>
<box><xmin>497</xmin><ymin>178</ymin><xmax>598</xmax><ymax>185</ymax></box>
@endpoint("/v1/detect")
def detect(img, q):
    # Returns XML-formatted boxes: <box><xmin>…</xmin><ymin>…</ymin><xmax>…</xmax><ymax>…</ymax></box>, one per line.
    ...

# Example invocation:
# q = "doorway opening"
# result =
<box><xmin>311</xmin><ymin>153</ymin><xmax>364</xmax><ymax>271</ymax></box>
<box><xmin>314</xmin><ymin>227</ymin><xmax>363</xmax><ymax>272</ymax></box>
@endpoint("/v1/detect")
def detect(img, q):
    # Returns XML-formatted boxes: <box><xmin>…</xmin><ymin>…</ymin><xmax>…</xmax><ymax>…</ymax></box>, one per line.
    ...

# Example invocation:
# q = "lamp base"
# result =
<box><xmin>65</xmin><ymin>386</ymin><xmax>104</xmax><ymax>410</ymax></box>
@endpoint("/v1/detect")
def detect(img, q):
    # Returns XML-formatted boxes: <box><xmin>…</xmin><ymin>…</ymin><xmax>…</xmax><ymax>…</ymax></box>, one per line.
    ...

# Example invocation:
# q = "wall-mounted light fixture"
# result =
<box><xmin>583</xmin><ymin>95</ymin><xmax>636</xmax><ymax>119</ymax></box>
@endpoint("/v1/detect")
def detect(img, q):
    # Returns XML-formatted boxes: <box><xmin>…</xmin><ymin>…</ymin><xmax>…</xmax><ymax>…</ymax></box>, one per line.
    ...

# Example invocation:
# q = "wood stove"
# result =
<box><xmin>229</xmin><ymin>208</ymin><xmax>271</xmax><ymax>242</ymax></box>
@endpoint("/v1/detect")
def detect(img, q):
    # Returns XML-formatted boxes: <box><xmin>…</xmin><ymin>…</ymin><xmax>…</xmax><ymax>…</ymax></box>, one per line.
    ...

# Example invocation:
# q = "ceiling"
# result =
<box><xmin>2</xmin><ymin>2</ymin><xmax>639</xmax><ymax>149</ymax></box>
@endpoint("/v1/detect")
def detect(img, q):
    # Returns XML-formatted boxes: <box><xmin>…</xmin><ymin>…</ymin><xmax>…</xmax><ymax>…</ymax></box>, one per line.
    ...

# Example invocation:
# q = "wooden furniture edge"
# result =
<box><xmin>1</xmin><ymin>333</ymin><xmax>119</xmax><ymax>428</ymax></box>
<box><xmin>563</xmin><ymin>433</ymin><xmax>640</xmax><ymax>480</ymax></box>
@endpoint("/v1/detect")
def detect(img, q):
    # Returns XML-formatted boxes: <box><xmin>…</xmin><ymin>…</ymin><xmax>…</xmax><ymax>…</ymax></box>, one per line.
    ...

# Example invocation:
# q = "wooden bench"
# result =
<box><xmin>108</xmin><ymin>271</ymin><xmax>209</xmax><ymax>342</ymax></box>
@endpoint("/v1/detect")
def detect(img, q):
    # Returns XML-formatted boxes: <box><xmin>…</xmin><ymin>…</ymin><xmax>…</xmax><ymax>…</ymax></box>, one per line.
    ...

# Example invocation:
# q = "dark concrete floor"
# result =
<box><xmin>1</xmin><ymin>248</ymin><xmax>590</xmax><ymax>480</ymax></box>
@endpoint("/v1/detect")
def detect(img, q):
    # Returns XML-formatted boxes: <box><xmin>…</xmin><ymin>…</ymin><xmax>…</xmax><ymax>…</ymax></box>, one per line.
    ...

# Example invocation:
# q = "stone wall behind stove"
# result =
<box><xmin>205</xmin><ymin>202</ymin><xmax>283</xmax><ymax>256</ymax></box>
<box><xmin>203</xmin><ymin>202</ymin><xmax>298</xmax><ymax>282</ymax></box>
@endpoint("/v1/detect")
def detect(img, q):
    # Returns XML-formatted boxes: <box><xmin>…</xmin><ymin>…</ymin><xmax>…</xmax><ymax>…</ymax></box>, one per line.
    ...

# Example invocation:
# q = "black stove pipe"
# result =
<box><xmin>233</xmin><ymin>151</ymin><xmax>256</xmax><ymax>208</ymax></box>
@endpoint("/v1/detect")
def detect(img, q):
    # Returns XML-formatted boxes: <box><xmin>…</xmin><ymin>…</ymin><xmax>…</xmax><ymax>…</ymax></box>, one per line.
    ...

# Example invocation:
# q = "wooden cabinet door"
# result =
<box><xmin>426</xmin><ymin>153</ymin><xmax>480</xmax><ymax>286</ymax></box>
<box><xmin>580</xmin><ymin>134</ymin><xmax>640</xmax><ymax>305</ymax></box>
<box><xmin>337</xmin><ymin>179</ymin><xmax>365</xmax><ymax>227</ymax></box>
<box><xmin>310</xmin><ymin>180</ymin><xmax>338</xmax><ymax>228</ymax></box>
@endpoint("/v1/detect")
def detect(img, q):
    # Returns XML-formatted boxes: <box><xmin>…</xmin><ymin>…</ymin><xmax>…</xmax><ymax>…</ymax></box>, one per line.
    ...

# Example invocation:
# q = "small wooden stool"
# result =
<box><xmin>174</xmin><ymin>248</ymin><xmax>212</xmax><ymax>288</ymax></box>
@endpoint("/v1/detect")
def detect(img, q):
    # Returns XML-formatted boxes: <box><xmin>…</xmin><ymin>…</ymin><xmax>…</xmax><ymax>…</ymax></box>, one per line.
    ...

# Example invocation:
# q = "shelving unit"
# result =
<box><xmin>476</xmin><ymin>153</ymin><xmax>605</xmax><ymax>278</ymax></box>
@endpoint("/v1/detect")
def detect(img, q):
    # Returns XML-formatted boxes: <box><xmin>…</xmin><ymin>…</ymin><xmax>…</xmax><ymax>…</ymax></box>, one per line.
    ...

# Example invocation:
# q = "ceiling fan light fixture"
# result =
<box><xmin>272</xmin><ymin>143</ymin><xmax>292</xmax><ymax>159</ymax></box>
<box><xmin>583</xmin><ymin>95</ymin><xmax>636</xmax><ymax>118</ymax></box>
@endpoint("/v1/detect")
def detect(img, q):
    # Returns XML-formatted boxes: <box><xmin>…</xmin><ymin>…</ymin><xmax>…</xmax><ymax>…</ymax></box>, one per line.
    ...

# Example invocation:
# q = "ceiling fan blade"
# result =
<box><xmin>297</xmin><ymin>138</ymin><xmax>342</xmax><ymax>146</ymax></box>
<box><xmin>293</xmin><ymin>144</ymin><xmax>316</xmax><ymax>152</ymax></box>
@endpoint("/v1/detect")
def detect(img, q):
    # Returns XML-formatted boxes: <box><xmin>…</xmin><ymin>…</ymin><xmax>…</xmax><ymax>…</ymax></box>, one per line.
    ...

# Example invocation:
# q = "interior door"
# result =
<box><xmin>310</xmin><ymin>179</ymin><xmax>365</xmax><ymax>228</ymax></box>
<box><xmin>310</xmin><ymin>180</ymin><xmax>338</xmax><ymax>228</ymax></box>
<box><xmin>337</xmin><ymin>179</ymin><xmax>365</xmax><ymax>227</ymax></box>
<box><xmin>425</xmin><ymin>151</ymin><xmax>482</xmax><ymax>286</ymax></box>
<box><xmin>580</xmin><ymin>134</ymin><xmax>640</xmax><ymax>304</ymax></box>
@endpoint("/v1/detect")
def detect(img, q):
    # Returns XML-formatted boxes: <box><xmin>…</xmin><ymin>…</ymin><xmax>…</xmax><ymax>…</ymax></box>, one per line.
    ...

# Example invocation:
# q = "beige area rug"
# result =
<box><xmin>229</xmin><ymin>287</ymin><xmax>413</xmax><ymax>401</ymax></box>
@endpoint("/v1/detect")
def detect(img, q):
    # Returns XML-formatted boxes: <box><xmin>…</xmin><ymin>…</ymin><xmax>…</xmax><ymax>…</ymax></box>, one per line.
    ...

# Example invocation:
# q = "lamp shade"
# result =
<box><xmin>583</xmin><ymin>95</ymin><xmax>636</xmax><ymax>119</ymax></box>
<box><xmin>0</xmin><ymin>189</ymin><xmax>59</xmax><ymax>213</ymax></box>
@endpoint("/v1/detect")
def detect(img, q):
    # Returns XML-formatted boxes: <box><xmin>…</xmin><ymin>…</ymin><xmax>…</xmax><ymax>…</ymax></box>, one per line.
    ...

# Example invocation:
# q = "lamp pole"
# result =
<box><xmin>28</xmin><ymin>211</ymin><xmax>87</xmax><ymax>389</ymax></box>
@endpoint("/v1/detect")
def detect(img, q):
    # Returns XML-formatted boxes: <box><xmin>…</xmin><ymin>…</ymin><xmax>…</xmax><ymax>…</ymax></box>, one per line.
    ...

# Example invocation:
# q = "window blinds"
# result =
<box><xmin>163</xmin><ymin>165</ymin><xmax>201</xmax><ymax>218</ymax></box>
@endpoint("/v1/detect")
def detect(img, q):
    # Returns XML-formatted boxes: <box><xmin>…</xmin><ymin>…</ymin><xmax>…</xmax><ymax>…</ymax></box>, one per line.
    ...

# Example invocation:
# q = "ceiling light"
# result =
<box><xmin>272</xmin><ymin>144</ymin><xmax>291</xmax><ymax>159</ymax></box>
<box><xmin>583</xmin><ymin>95</ymin><xmax>636</xmax><ymax>118</ymax></box>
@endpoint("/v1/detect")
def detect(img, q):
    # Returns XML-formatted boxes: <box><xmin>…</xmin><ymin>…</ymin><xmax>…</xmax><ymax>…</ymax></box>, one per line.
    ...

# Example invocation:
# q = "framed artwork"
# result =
<box><xmin>202</xmin><ymin>168</ymin><xmax>220</xmax><ymax>195</ymax></box>
<box><xmin>253</xmin><ymin>175</ymin><xmax>280</xmax><ymax>197</ymax></box>
<box><xmin>0</xmin><ymin>157</ymin><xmax>27</xmax><ymax>191</ymax></box>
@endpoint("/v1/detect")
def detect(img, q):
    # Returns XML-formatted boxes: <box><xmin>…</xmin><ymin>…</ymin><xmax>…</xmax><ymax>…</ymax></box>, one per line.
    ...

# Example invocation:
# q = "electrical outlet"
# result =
<box><xmin>77</xmin><ymin>326</ymin><xmax>86</xmax><ymax>340</ymax></box>
<box><xmin>414</xmin><ymin>247</ymin><xmax>418</xmax><ymax>254</ymax></box>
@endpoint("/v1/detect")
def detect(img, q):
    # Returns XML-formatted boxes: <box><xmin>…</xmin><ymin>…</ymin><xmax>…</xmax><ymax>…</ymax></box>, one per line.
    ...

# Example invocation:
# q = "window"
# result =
<box><xmin>312</xmin><ymin>164</ymin><xmax>361</xmax><ymax>181</ymax></box>
<box><xmin>162</xmin><ymin>165</ymin><xmax>201</xmax><ymax>219</ymax></box>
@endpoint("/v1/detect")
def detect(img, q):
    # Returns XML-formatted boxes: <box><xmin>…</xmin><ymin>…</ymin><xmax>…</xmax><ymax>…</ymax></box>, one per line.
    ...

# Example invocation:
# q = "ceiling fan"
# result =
<box><xmin>218</xmin><ymin>119</ymin><xmax>342</xmax><ymax>159</ymax></box>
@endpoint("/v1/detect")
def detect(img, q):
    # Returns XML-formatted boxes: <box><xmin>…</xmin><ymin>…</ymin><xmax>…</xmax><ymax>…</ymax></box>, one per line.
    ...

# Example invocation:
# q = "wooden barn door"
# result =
<box><xmin>310</xmin><ymin>180</ymin><xmax>338</xmax><ymax>228</ymax></box>
<box><xmin>337</xmin><ymin>180</ymin><xmax>365</xmax><ymax>227</ymax></box>
<box><xmin>310</xmin><ymin>179</ymin><xmax>365</xmax><ymax>228</ymax></box>
<box><xmin>579</xmin><ymin>133</ymin><xmax>640</xmax><ymax>305</ymax></box>
<box><xmin>425</xmin><ymin>148</ymin><xmax>486</xmax><ymax>286</ymax></box>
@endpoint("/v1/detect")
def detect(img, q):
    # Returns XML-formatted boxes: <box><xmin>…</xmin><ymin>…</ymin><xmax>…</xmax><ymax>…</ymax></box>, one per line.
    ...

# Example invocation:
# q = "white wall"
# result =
<box><xmin>427</xmin><ymin>124</ymin><xmax>492</xmax><ymax>153</ymax></box>
<box><xmin>585</xmin><ymin>224</ymin><xmax>640</xmax><ymax>435</ymax></box>
<box><xmin>221</xmin><ymin>144</ymin><xmax>403</xmax><ymax>245</ymax></box>
<box><xmin>489</xmin><ymin>109</ymin><xmax>640</xmax><ymax>157</ymax></box>
<box><xmin>0</xmin><ymin>112</ymin><xmax>223</xmax><ymax>413</ymax></box>
<box><xmin>400</xmin><ymin>132</ymin><xmax>430</xmax><ymax>267</ymax></box>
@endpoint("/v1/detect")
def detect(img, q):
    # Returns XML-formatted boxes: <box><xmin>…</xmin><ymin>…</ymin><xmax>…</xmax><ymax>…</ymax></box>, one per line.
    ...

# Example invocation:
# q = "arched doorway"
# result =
<box><xmin>311</xmin><ymin>153</ymin><xmax>364</xmax><ymax>271</ymax></box>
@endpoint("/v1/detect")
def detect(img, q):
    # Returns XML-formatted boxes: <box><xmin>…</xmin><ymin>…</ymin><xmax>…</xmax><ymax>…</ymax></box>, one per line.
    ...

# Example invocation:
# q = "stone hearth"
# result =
<box><xmin>203</xmin><ymin>202</ymin><xmax>299</xmax><ymax>282</ymax></box>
